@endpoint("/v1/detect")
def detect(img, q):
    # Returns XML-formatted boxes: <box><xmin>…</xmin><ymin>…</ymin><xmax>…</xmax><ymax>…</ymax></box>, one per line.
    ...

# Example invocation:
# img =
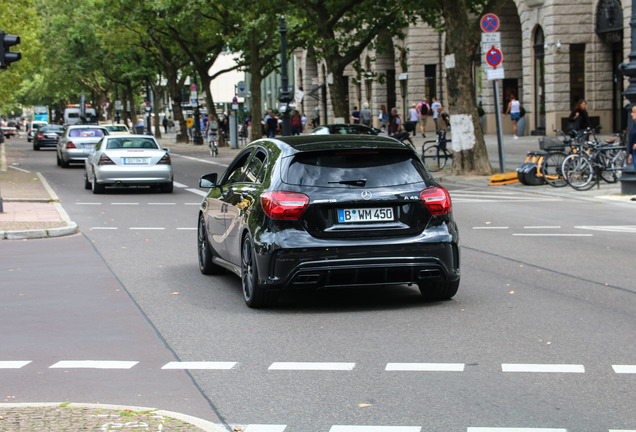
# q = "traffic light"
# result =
<box><xmin>0</xmin><ymin>31</ymin><xmax>21</xmax><ymax>70</ymax></box>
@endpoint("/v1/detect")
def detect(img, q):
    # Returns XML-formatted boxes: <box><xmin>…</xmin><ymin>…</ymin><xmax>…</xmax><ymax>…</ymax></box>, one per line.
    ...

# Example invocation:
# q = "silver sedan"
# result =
<box><xmin>57</xmin><ymin>125</ymin><xmax>109</xmax><ymax>167</ymax></box>
<box><xmin>83</xmin><ymin>135</ymin><xmax>173</xmax><ymax>194</ymax></box>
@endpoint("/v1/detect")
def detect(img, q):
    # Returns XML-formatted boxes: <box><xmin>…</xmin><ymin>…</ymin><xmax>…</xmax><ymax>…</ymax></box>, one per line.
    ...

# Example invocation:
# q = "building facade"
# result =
<box><xmin>294</xmin><ymin>0</ymin><xmax>629</xmax><ymax>136</ymax></box>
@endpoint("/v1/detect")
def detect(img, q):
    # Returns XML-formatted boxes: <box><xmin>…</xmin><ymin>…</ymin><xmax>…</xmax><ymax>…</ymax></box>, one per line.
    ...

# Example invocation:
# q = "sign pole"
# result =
<box><xmin>493</xmin><ymin>80</ymin><xmax>506</xmax><ymax>173</ymax></box>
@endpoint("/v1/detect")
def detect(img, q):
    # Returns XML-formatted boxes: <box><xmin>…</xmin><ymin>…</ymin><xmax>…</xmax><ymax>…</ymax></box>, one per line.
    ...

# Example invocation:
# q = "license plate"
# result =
<box><xmin>338</xmin><ymin>207</ymin><xmax>394</xmax><ymax>223</ymax></box>
<box><xmin>123</xmin><ymin>157</ymin><xmax>149</xmax><ymax>165</ymax></box>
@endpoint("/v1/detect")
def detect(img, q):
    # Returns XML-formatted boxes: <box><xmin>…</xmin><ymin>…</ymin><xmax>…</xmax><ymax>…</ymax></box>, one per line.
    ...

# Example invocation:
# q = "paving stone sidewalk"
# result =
<box><xmin>0</xmin><ymin>403</ymin><xmax>222</xmax><ymax>431</ymax></box>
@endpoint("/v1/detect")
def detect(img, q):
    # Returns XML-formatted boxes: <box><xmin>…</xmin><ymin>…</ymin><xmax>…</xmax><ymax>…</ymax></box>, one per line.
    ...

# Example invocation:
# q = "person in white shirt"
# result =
<box><xmin>504</xmin><ymin>94</ymin><xmax>522</xmax><ymax>139</ymax></box>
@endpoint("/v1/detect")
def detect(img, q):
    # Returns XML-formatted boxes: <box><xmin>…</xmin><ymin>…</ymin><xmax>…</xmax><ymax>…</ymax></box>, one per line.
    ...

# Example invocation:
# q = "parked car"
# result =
<box><xmin>27</xmin><ymin>121</ymin><xmax>49</xmax><ymax>142</ymax></box>
<box><xmin>197</xmin><ymin>135</ymin><xmax>460</xmax><ymax>308</ymax></box>
<box><xmin>84</xmin><ymin>134</ymin><xmax>173</xmax><ymax>194</ymax></box>
<box><xmin>57</xmin><ymin>125</ymin><xmax>109</xmax><ymax>168</ymax></box>
<box><xmin>33</xmin><ymin>125</ymin><xmax>65</xmax><ymax>150</ymax></box>
<box><xmin>104</xmin><ymin>124</ymin><xmax>130</xmax><ymax>134</ymax></box>
<box><xmin>311</xmin><ymin>123</ymin><xmax>381</xmax><ymax>136</ymax></box>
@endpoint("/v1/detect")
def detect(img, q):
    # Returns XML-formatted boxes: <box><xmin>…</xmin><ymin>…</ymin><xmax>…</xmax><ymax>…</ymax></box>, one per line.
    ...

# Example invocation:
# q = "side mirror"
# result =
<box><xmin>199</xmin><ymin>172</ymin><xmax>218</xmax><ymax>188</ymax></box>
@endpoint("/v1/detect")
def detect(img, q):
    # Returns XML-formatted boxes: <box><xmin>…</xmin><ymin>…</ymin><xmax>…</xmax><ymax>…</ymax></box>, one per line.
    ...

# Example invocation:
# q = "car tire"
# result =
<box><xmin>197</xmin><ymin>214</ymin><xmax>225</xmax><ymax>275</ymax></box>
<box><xmin>241</xmin><ymin>234</ymin><xmax>277</xmax><ymax>308</ymax></box>
<box><xmin>160</xmin><ymin>181</ymin><xmax>174</xmax><ymax>193</ymax></box>
<box><xmin>59</xmin><ymin>153</ymin><xmax>69</xmax><ymax>168</ymax></box>
<box><xmin>91</xmin><ymin>178</ymin><xmax>105</xmax><ymax>194</ymax></box>
<box><xmin>419</xmin><ymin>279</ymin><xmax>460</xmax><ymax>301</ymax></box>
<box><xmin>56</xmin><ymin>152</ymin><xmax>61</xmax><ymax>166</ymax></box>
<box><xmin>84</xmin><ymin>170</ymin><xmax>91</xmax><ymax>190</ymax></box>
<box><xmin>33</xmin><ymin>142</ymin><xmax>40</xmax><ymax>151</ymax></box>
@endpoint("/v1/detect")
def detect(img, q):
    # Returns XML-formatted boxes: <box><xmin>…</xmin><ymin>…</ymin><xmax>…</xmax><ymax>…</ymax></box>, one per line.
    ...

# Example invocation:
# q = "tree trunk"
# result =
<box><xmin>443</xmin><ymin>16</ymin><xmax>493</xmax><ymax>175</ymax></box>
<box><xmin>328</xmin><ymin>67</ymin><xmax>349</xmax><ymax>121</ymax></box>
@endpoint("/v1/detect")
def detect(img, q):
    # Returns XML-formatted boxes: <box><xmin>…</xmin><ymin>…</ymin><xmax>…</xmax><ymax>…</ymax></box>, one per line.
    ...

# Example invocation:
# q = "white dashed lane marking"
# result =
<box><xmin>501</xmin><ymin>364</ymin><xmax>585</xmax><ymax>373</ymax></box>
<box><xmin>268</xmin><ymin>362</ymin><xmax>356</xmax><ymax>371</ymax></box>
<box><xmin>49</xmin><ymin>360</ymin><xmax>139</xmax><ymax>369</ymax></box>
<box><xmin>467</xmin><ymin>429</ymin><xmax>567</xmax><ymax>432</ymax></box>
<box><xmin>612</xmin><ymin>365</ymin><xmax>636</xmax><ymax>374</ymax></box>
<box><xmin>0</xmin><ymin>361</ymin><xmax>31</xmax><ymax>369</ymax></box>
<box><xmin>162</xmin><ymin>361</ymin><xmax>237</xmax><ymax>370</ymax></box>
<box><xmin>385</xmin><ymin>362</ymin><xmax>465</xmax><ymax>372</ymax></box>
<box><xmin>330</xmin><ymin>427</ymin><xmax>421</xmax><ymax>432</ymax></box>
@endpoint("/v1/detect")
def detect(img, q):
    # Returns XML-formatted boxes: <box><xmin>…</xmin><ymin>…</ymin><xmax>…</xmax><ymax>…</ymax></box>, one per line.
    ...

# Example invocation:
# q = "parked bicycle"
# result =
<box><xmin>561</xmin><ymin>133</ymin><xmax>627</xmax><ymax>191</ymax></box>
<box><xmin>421</xmin><ymin>130</ymin><xmax>452</xmax><ymax>172</ymax></box>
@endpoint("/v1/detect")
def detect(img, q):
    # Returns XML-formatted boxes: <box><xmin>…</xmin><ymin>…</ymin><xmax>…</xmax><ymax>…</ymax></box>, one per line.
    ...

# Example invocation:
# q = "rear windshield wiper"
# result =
<box><xmin>328</xmin><ymin>179</ymin><xmax>367</xmax><ymax>186</ymax></box>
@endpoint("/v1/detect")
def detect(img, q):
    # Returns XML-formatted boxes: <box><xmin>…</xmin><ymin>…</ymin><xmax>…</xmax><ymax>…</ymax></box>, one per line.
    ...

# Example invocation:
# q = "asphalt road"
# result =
<box><xmin>2</xmin><ymin>135</ymin><xmax>635</xmax><ymax>431</ymax></box>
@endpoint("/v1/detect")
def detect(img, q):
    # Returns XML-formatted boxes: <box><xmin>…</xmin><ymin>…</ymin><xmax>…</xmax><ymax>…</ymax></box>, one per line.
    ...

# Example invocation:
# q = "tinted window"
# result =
<box><xmin>39</xmin><ymin>125</ymin><xmax>64</xmax><ymax>132</ymax></box>
<box><xmin>284</xmin><ymin>150</ymin><xmax>428</xmax><ymax>187</ymax></box>
<box><xmin>224</xmin><ymin>151</ymin><xmax>252</xmax><ymax>184</ymax></box>
<box><xmin>107</xmin><ymin>138</ymin><xmax>157</xmax><ymax>149</ymax></box>
<box><xmin>69</xmin><ymin>128</ymin><xmax>105</xmax><ymax>138</ymax></box>
<box><xmin>244</xmin><ymin>149</ymin><xmax>267</xmax><ymax>183</ymax></box>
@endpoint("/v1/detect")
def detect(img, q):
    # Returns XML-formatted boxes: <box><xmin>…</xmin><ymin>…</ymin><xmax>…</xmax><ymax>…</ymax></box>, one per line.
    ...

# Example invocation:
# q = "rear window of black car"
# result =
<box><xmin>283</xmin><ymin>150</ymin><xmax>429</xmax><ymax>187</ymax></box>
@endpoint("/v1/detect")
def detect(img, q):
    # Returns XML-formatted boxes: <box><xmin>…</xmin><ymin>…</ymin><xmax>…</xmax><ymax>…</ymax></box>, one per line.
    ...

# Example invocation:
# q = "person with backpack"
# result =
<box><xmin>417</xmin><ymin>97</ymin><xmax>430</xmax><ymax>138</ymax></box>
<box><xmin>291</xmin><ymin>110</ymin><xmax>303</xmax><ymax>135</ymax></box>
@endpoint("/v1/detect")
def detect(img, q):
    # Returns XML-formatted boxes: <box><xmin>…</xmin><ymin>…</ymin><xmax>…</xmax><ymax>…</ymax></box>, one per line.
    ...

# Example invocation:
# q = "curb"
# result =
<box><xmin>0</xmin><ymin>402</ymin><xmax>227</xmax><ymax>432</ymax></box>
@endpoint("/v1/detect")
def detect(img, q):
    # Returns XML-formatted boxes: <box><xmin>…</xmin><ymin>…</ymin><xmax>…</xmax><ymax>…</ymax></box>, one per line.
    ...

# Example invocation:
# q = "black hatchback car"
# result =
<box><xmin>33</xmin><ymin>124</ymin><xmax>65</xmax><ymax>150</ymax></box>
<box><xmin>197</xmin><ymin>135</ymin><xmax>460</xmax><ymax>308</ymax></box>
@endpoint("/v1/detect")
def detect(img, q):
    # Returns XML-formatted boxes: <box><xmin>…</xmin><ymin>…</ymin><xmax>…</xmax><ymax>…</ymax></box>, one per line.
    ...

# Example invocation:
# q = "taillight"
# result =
<box><xmin>66</xmin><ymin>141</ymin><xmax>76</xmax><ymax>149</ymax></box>
<box><xmin>36</xmin><ymin>134</ymin><xmax>44</xmax><ymax>139</ymax></box>
<box><xmin>158</xmin><ymin>152</ymin><xmax>171</xmax><ymax>165</ymax></box>
<box><xmin>98</xmin><ymin>154</ymin><xmax>115</xmax><ymax>165</ymax></box>
<box><xmin>420</xmin><ymin>187</ymin><xmax>452</xmax><ymax>215</ymax></box>
<box><xmin>261</xmin><ymin>191</ymin><xmax>309</xmax><ymax>220</ymax></box>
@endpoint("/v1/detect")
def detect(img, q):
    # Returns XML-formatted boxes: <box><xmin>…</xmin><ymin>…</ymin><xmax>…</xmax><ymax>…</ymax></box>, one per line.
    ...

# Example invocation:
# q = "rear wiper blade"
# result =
<box><xmin>328</xmin><ymin>179</ymin><xmax>367</xmax><ymax>186</ymax></box>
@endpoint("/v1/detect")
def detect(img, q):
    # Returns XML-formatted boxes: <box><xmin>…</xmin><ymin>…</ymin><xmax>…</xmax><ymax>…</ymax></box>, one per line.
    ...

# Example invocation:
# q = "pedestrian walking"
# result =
<box><xmin>162</xmin><ymin>117</ymin><xmax>168</xmax><ymax>133</ymax></box>
<box><xmin>350</xmin><ymin>106</ymin><xmax>361</xmax><ymax>124</ymax></box>
<box><xmin>406</xmin><ymin>103</ymin><xmax>419</xmax><ymax>137</ymax></box>
<box><xmin>378</xmin><ymin>104</ymin><xmax>389</xmax><ymax>132</ymax></box>
<box><xmin>291</xmin><ymin>110</ymin><xmax>303</xmax><ymax>135</ymax></box>
<box><xmin>417</xmin><ymin>97</ymin><xmax>430</xmax><ymax>138</ymax></box>
<box><xmin>360</xmin><ymin>102</ymin><xmax>372</xmax><ymax>126</ymax></box>
<box><xmin>504</xmin><ymin>93</ymin><xmax>522</xmax><ymax>139</ymax></box>
<box><xmin>431</xmin><ymin>97</ymin><xmax>442</xmax><ymax>130</ymax></box>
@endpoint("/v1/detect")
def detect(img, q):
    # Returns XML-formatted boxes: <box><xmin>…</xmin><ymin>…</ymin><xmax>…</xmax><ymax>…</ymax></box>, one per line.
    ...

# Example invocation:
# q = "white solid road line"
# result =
<box><xmin>330</xmin><ymin>426</ymin><xmax>421</xmax><ymax>432</ymax></box>
<box><xmin>268</xmin><ymin>362</ymin><xmax>355</xmax><ymax>371</ymax></box>
<box><xmin>512</xmin><ymin>233</ymin><xmax>593</xmax><ymax>237</ymax></box>
<box><xmin>186</xmin><ymin>188</ymin><xmax>208</xmax><ymax>197</ymax></box>
<box><xmin>612</xmin><ymin>365</ymin><xmax>636</xmax><ymax>374</ymax></box>
<box><xmin>49</xmin><ymin>360</ymin><xmax>139</xmax><ymax>369</ymax></box>
<box><xmin>385</xmin><ymin>362</ymin><xmax>465</xmax><ymax>372</ymax></box>
<box><xmin>501</xmin><ymin>364</ymin><xmax>585</xmax><ymax>373</ymax></box>
<box><xmin>0</xmin><ymin>361</ymin><xmax>31</xmax><ymax>368</ymax></box>
<box><xmin>171</xmin><ymin>153</ymin><xmax>225</xmax><ymax>166</ymax></box>
<box><xmin>173</xmin><ymin>181</ymin><xmax>188</xmax><ymax>188</ymax></box>
<box><xmin>162</xmin><ymin>361</ymin><xmax>237</xmax><ymax>370</ymax></box>
<box><xmin>467</xmin><ymin>429</ymin><xmax>567</xmax><ymax>432</ymax></box>
<box><xmin>240</xmin><ymin>425</ymin><xmax>287</xmax><ymax>432</ymax></box>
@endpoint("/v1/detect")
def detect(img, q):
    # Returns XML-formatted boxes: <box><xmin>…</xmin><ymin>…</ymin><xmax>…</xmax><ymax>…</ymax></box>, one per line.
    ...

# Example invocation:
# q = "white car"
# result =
<box><xmin>103</xmin><ymin>124</ymin><xmax>130</xmax><ymax>134</ymax></box>
<box><xmin>84</xmin><ymin>134</ymin><xmax>173</xmax><ymax>194</ymax></box>
<box><xmin>57</xmin><ymin>125</ymin><xmax>109</xmax><ymax>167</ymax></box>
<box><xmin>27</xmin><ymin>121</ymin><xmax>48</xmax><ymax>142</ymax></box>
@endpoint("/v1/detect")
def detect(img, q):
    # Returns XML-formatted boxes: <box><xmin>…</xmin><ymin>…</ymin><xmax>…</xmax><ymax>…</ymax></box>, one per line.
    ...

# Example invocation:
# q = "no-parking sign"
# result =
<box><xmin>480</xmin><ymin>14</ymin><xmax>500</xmax><ymax>33</ymax></box>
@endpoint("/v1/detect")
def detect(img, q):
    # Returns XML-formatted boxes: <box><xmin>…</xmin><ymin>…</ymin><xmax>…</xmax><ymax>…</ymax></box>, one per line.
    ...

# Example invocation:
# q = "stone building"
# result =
<box><xmin>293</xmin><ymin>0</ymin><xmax>629</xmax><ymax>136</ymax></box>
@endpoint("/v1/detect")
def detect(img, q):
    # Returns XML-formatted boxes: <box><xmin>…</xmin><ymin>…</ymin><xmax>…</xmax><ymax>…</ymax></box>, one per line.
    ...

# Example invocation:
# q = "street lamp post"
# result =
<box><xmin>619</xmin><ymin>0</ymin><xmax>636</xmax><ymax>193</ymax></box>
<box><xmin>279</xmin><ymin>14</ymin><xmax>292</xmax><ymax>136</ymax></box>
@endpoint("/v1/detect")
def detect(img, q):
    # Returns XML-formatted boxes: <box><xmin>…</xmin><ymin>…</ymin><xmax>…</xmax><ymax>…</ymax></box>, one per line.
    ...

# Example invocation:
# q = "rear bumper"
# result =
<box><xmin>94</xmin><ymin>165</ymin><xmax>173</xmax><ymax>185</ymax></box>
<box><xmin>254</xmin><ymin>229</ymin><xmax>460</xmax><ymax>290</ymax></box>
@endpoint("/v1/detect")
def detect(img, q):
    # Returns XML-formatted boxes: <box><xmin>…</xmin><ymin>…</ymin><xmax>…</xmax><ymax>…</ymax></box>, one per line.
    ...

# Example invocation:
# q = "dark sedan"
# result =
<box><xmin>197</xmin><ymin>135</ymin><xmax>460</xmax><ymax>308</ymax></box>
<box><xmin>33</xmin><ymin>125</ymin><xmax>65</xmax><ymax>150</ymax></box>
<box><xmin>311</xmin><ymin>123</ymin><xmax>381</xmax><ymax>136</ymax></box>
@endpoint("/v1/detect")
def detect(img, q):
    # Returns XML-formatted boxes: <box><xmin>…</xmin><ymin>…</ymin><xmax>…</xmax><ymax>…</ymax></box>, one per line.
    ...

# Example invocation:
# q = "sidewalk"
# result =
<box><xmin>0</xmin><ymin>403</ymin><xmax>224</xmax><ymax>432</ymax></box>
<box><xmin>0</xmin><ymin>168</ymin><xmax>78</xmax><ymax>240</ymax></box>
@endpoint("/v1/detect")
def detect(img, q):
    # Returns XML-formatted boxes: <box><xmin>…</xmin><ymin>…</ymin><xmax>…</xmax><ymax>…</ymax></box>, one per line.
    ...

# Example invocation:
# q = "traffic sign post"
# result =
<box><xmin>480</xmin><ymin>14</ymin><xmax>506</xmax><ymax>173</ymax></box>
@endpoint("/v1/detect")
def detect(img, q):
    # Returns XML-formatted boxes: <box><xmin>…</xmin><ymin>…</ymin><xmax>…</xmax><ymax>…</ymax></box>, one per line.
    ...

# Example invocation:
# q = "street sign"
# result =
<box><xmin>480</xmin><ymin>13</ymin><xmax>500</xmax><ymax>33</ymax></box>
<box><xmin>190</xmin><ymin>83</ymin><xmax>197</xmax><ymax>92</ymax></box>
<box><xmin>487</xmin><ymin>67</ymin><xmax>505</xmax><ymax>80</ymax></box>
<box><xmin>115</xmin><ymin>100</ymin><xmax>122</xmax><ymax>110</ymax></box>
<box><xmin>237</xmin><ymin>81</ymin><xmax>246</xmax><ymax>97</ymax></box>
<box><xmin>295</xmin><ymin>89</ymin><xmax>304</xmax><ymax>105</ymax></box>
<box><xmin>232</xmin><ymin>96</ymin><xmax>238</xmax><ymax>110</ymax></box>
<box><xmin>481</xmin><ymin>32</ymin><xmax>501</xmax><ymax>54</ymax></box>
<box><xmin>486</xmin><ymin>46</ymin><xmax>503</xmax><ymax>68</ymax></box>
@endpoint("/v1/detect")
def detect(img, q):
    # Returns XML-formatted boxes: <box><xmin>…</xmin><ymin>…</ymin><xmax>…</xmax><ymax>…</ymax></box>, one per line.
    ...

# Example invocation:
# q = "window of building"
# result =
<box><xmin>425</xmin><ymin>65</ymin><xmax>436</xmax><ymax>101</ymax></box>
<box><xmin>569</xmin><ymin>44</ymin><xmax>586</xmax><ymax>108</ymax></box>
